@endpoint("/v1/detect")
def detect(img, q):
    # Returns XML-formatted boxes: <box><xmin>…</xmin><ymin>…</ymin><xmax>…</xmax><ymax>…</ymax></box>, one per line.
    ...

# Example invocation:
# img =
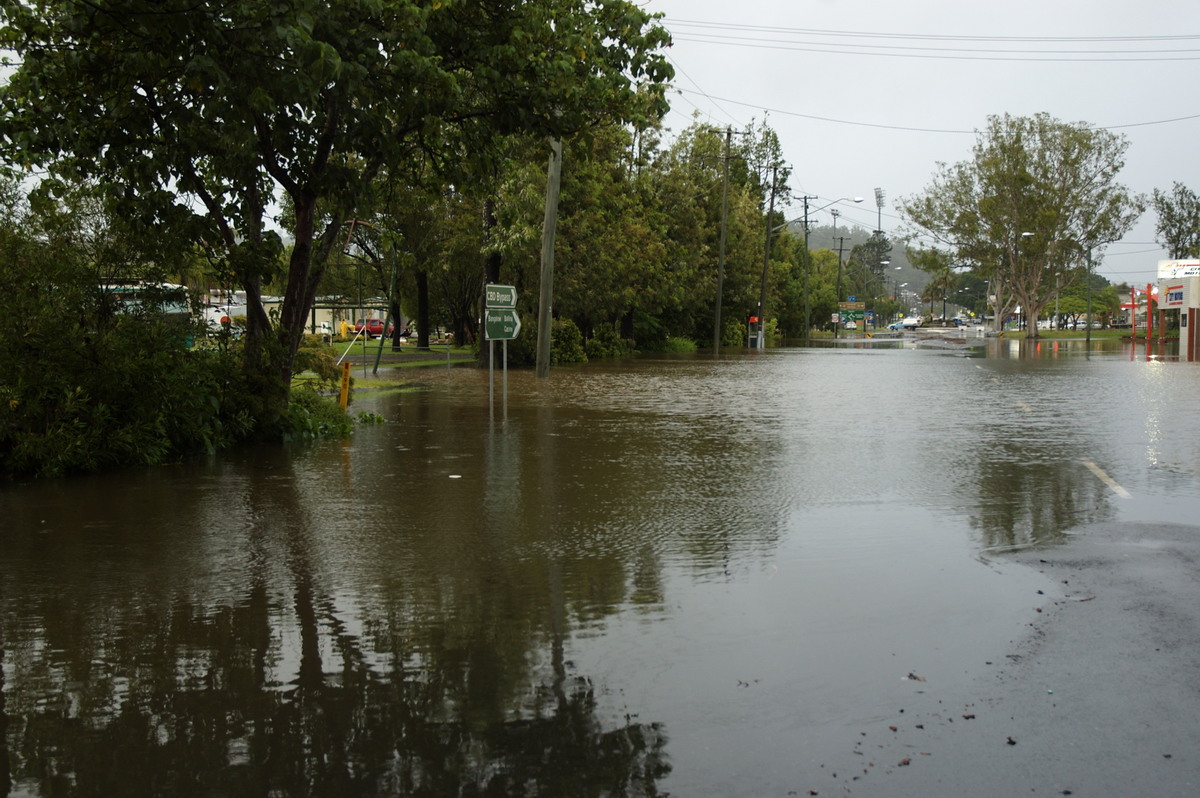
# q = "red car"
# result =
<box><xmin>354</xmin><ymin>318</ymin><xmax>394</xmax><ymax>338</ymax></box>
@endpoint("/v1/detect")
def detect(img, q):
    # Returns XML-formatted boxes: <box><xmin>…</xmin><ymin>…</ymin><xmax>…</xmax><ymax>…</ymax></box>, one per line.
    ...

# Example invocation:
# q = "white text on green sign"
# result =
<box><xmin>485</xmin><ymin>284</ymin><xmax>518</xmax><ymax>309</ymax></box>
<box><xmin>485</xmin><ymin>309</ymin><xmax>521</xmax><ymax>340</ymax></box>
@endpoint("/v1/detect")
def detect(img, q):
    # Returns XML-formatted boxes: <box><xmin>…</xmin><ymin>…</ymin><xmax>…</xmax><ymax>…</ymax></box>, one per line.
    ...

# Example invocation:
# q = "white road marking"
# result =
<box><xmin>1080</xmin><ymin>459</ymin><xmax>1132</xmax><ymax>499</ymax></box>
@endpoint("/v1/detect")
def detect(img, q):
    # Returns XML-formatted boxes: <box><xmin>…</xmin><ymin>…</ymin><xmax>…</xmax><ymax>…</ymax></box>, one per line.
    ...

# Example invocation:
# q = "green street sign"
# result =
<box><xmin>485</xmin><ymin>309</ymin><xmax>522</xmax><ymax>340</ymax></box>
<box><xmin>485</xmin><ymin>283</ymin><xmax>518</xmax><ymax>309</ymax></box>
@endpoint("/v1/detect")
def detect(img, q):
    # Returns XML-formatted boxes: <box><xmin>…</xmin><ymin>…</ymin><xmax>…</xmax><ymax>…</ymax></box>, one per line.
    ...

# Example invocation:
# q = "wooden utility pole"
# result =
<box><xmin>536</xmin><ymin>139</ymin><xmax>563</xmax><ymax>378</ymax></box>
<box><xmin>756</xmin><ymin>164</ymin><xmax>778</xmax><ymax>349</ymax></box>
<box><xmin>714</xmin><ymin>127</ymin><xmax>732</xmax><ymax>352</ymax></box>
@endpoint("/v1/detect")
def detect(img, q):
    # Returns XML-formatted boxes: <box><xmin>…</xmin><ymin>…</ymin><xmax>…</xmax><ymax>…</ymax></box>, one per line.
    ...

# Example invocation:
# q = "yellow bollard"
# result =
<box><xmin>339</xmin><ymin>361</ymin><xmax>351</xmax><ymax>411</ymax></box>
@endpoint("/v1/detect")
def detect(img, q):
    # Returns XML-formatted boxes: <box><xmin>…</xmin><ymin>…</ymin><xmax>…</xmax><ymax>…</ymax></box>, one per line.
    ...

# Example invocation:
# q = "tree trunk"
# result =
<box><xmin>415</xmin><ymin>268</ymin><xmax>430</xmax><ymax>349</ymax></box>
<box><xmin>1012</xmin><ymin>291</ymin><xmax>1047</xmax><ymax>339</ymax></box>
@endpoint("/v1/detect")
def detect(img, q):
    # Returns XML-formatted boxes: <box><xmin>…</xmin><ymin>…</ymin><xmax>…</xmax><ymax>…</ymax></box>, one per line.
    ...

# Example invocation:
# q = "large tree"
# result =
<box><xmin>0</xmin><ymin>0</ymin><xmax>671</xmax><ymax>431</ymax></box>
<box><xmin>901</xmin><ymin>113</ymin><xmax>1143</xmax><ymax>338</ymax></box>
<box><xmin>908</xmin><ymin>245</ymin><xmax>959</xmax><ymax>320</ymax></box>
<box><xmin>1152</xmin><ymin>181</ymin><xmax>1200</xmax><ymax>259</ymax></box>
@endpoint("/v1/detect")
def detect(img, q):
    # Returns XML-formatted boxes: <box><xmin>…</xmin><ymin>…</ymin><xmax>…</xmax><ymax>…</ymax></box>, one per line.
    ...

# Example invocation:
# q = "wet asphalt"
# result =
<box><xmin>809</xmin><ymin>521</ymin><xmax>1200</xmax><ymax>797</ymax></box>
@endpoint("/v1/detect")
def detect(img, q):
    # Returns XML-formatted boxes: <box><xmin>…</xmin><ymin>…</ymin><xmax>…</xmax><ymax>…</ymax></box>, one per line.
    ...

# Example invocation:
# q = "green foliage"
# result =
<box><xmin>293</xmin><ymin>334</ymin><xmax>345</xmax><ymax>392</ymax></box>
<box><xmin>0</xmin><ymin>0</ymin><xmax>673</xmax><ymax>428</ymax></box>
<box><xmin>584</xmin><ymin>322</ymin><xmax>633</xmax><ymax>360</ymax></box>
<box><xmin>902</xmin><ymin>113</ymin><xmax>1143</xmax><ymax>337</ymax></box>
<box><xmin>282</xmin><ymin>387</ymin><xmax>354</xmax><ymax>440</ymax></box>
<box><xmin>722</xmin><ymin>319</ymin><xmax>748</xmax><ymax>349</ymax></box>
<box><xmin>659</xmin><ymin>337</ymin><xmax>699</xmax><ymax>353</ymax></box>
<box><xmin>552</xmin><ymin>318</ymin><xmax>588</xmax><ymax>364</ymax></box>
<box><xmin>0</xmin><ymin>243</ymin><xmax>257</xmax><ymax>479</ymax></box>
<box><xmin>1152</xmin><ymin>182</ymin><xmax>1200</xmax><ymax>259</ymax></box>
<box><xmin>763</xmin><ymin>317</ymin><xmax>781</xmax><ymax>345</ymax></box>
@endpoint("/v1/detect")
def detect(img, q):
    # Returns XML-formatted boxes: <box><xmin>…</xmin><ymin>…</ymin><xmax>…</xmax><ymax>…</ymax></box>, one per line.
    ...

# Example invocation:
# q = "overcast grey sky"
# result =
<box><xmin>641</xmin><ymin>0</ymin><xmax>1200</xmax><ymax>285</ymax></box>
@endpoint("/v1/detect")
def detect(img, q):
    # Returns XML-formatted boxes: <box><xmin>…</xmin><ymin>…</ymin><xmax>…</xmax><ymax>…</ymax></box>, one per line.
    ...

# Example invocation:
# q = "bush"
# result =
<box><xmin>660</xmin><ymin>336</ymin><xmax>698</xmax><ymax>353</ymax></box>
<box><xmin>584</xmin><ymin>321</ymin><xmax>632</xmax><ymax>360</ymax></box>
<box><xmin>282</xmin><ymin>386</ymin><xmax>355</xmax><ymax>440</ymax></box>
<box><xmin>551</xmin><ymin>318</ymin><xmax>587</xmax><ymax>364</ymax></box>
<box><xmin>294</xmin><ymin>335</ymin><xmax>344</xmax><ymax>392</ymax></box>
<box><xmin>722</xmin><ymin>319</ymin><xmax>748</xmax><ymax>348</ymax></box>
<box><xmin>0</xmin><ymin>233</ymin><xmax>262</xmax><ymax>478</ymax></box>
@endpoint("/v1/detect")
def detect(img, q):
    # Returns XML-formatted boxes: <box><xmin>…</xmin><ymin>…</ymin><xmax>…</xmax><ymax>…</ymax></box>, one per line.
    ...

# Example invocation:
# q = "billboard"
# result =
<box><xmin>1157</xmin><ymin>276</ymin><xmax>1200</xmax><ymax>309</ymax></box>
<box><xmin>1157</xmin><ymin>260</ymin><xmax>1200</xmax><ymax>279</ymax></box>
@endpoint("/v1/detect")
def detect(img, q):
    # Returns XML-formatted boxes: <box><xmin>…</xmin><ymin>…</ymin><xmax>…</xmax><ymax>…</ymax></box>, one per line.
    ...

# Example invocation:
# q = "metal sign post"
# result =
<box><xmin>484</xmin><ymin>284</ymin><xmax>521</xmax><ymax>411</ymax></box>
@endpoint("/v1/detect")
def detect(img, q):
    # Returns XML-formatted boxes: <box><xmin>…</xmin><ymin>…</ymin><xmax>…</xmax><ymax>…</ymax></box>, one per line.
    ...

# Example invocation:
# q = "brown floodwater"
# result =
<box><xmin>3</xmin><ymin>337</ymin><xmax>1199</xmax><ymax>796</ymax></box>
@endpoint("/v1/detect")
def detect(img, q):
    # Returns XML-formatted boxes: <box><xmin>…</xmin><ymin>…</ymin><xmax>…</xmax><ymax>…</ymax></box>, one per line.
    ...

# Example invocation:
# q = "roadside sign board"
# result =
<box><xmin>485</xmin><ymin>309</ymin><xmax>521</xmax><ymax>340</ymax></box>
<box><xmin>484</xmin><ymin>284</ymin><xmax>520</xmax><ymax>410</ymax></box>
<box><xmin>838</xmin><ymin>301</ymin><xmax>866</xmax><ymax>310</ymax></box>
<box><xmin>485</xmin><ymin>283</ymin><xmax>518</xmax><ymax>309</ymax></box>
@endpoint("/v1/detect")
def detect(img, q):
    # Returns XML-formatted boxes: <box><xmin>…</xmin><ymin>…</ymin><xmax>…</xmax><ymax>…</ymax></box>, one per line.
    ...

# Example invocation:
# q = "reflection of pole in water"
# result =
<box><xmin>1</xmin><ymin>622</ymin><xmax>10</xmax><ymax>796</ymax></box>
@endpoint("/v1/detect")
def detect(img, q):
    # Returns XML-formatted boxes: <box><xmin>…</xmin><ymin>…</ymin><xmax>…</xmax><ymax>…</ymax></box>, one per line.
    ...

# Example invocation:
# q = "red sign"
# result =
<box><xmin>749</xmin><ymin>316</ymin><xmax>759</xmax><ymax>324</ymax></box>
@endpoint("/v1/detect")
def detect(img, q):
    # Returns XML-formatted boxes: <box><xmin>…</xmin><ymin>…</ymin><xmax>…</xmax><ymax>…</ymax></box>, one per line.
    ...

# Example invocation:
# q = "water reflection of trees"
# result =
<box><xmin>969</xmin><ymin>446</ymin><xmax>1114</xmax><ymax>549</ymax></box>
<box><xmin>4</xmin><ymin>601</ymin><xmax>667</xmax><ymax>796</ymax></box>
<box><xmin>1</xmin><ymin>456</ymin><xmax>669</xmax><ymax>797</ymax></box>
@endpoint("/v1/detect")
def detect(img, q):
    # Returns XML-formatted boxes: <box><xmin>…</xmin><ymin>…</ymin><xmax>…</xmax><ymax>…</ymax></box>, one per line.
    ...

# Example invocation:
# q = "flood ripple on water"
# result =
<box><xmin>4</xmin><ymin>340</ymin><xmax>1200</xmax><ymax>796</ymax></box>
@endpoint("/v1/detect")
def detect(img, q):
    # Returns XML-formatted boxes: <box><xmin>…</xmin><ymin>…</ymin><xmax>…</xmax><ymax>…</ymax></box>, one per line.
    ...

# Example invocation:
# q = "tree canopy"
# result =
<box><xmin>0</xmin><ymin>0</ymin><xmax>672</xmax><ymax>430</ymax></box>
<box><xmin>1152</xmin><ymin>182</ymin><xmax>1200</xmax><ymax>260</ymax></box>
<box><xmin>900</xmin><ymin>113</ymin><xmax>1143</xmax><ymax>337</ymax></box>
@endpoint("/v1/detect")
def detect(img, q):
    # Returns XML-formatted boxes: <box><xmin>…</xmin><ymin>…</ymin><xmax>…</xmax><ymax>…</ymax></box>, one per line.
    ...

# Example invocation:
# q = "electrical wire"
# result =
<box><xmin>665</xmin><ymin>19</ymin><xmax>1200</xmax><ymax>62</ymax></box>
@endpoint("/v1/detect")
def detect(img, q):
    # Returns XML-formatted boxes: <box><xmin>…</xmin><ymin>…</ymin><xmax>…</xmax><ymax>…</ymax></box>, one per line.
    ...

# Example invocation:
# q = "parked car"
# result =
<box><xmin>205</xmin><ymin>305</ymin><xmax>244</xmax><ymax>338</ymax></box>
<box><xmin>354</xmin><ymin>318</ymin><xmax>394</xmax><ymax>338</ymax></box>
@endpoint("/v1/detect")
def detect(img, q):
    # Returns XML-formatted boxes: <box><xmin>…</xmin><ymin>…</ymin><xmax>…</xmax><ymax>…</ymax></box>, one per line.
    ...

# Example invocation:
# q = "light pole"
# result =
<box><xmin>835</xmin><ymin>233</ymin><xmax>847</xmax><ymax>339</ymax></box>
<box><xmin>872</xmin><ymin>259</ymin><xmax>890</xmax><ymax>329</ymax></box>
<box><xmin>768</xmin><ymin>196</ymin><xmax>863</xmax><ymax>340</ymax></box>
<box><xmin>803</xmin><ymin>196</ymin><xmax>863</xmax><ymax>338</ymax></box>
<box><xmin>840</xmin><ymin>234</ymin><xmax>849</xmax><ymax>338</ymax></box>
<box><xmin>1085</xmin><ymin>248</ymin><xmax>1093</xmax><ymax>347</ymax></box>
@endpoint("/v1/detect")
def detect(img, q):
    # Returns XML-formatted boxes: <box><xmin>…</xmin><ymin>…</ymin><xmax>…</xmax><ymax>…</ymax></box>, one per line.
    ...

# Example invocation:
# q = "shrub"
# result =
<box><xmin>282</xmin><ymin>386</ymin><xmax>355</xmax><ymax>440</ymax></box>
<box><xmin>0</xmin><ymin>233</ymin><xmax>258</xmax><ymax>478</ymax></box>
<box><xmin>660</xmin><ymin>336</ymin><xmax>698</xmax><ymax>353</ymax></box>
<box><xmin>722</xmin><ymin>319</ymin><xmax>748</xmax><ymax>348</ymax></box>
<box><xmin>293</xmin><ymin>335</ymin><xmax>344</xmax><ymax>392</ymax></box>
<box><xmin>551</xmin><ymin>318</ymin><xmax>587</xmax><ymax>364</ymax></box>
<box><xmin>584</xmin><ymin>321</ymin><xmax>632</xmax><ymax>360</ymax></box>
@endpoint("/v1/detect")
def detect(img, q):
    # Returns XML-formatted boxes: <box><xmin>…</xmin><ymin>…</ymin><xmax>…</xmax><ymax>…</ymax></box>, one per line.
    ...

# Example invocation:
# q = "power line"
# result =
<box><xmin>666</xmin><ymin>19</ymin><xmax>1200</xmax><ymax>44</ymax></box>
<box><xmin>665</xmin><ymin>20</ymin><xmax>1200</xmax><ymax>62</ymax></box>
<box><xmin>675</xmin><ymin>88</ymin><xmax>975</xmax><ymax>133</ymax></box>
<box><xmin>665</xmin><ymin>54</ymin><xmax>743</xmax><ymax>127</ymax></box>
<box><xmin>674</xmin><ymin>88</ymin><xmax>1200</xmax><ymax>135</ymax></box>
<box><xmin>669</xmin><ymin>33</ymin><xmax>1200</xmax><ymax>63</ymax></box>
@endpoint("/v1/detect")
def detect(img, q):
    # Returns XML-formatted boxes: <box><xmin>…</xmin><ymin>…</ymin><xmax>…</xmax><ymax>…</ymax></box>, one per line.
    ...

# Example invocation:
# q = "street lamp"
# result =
<box><xmin>869</xmin><ymin>259</ymin><xmax>890</xmax><ymax>329</ymax></box>
<box><xmin>768</xmin><ymin>196</ymin><xmax>863</xmax><ymax>340</ymax></box>
<box><xmin>1085</xmin><ymin>248</ymin><xmax>1094</xmax><ymax>347</ymax></box>
<box><xmin>803</xmin><ymin>196</ymin><xmax>863</xmax><ymax>339</ymax></box>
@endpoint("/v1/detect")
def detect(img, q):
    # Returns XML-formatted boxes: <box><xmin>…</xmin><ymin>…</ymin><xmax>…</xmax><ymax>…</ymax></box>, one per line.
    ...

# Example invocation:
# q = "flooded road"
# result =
<box><xmin>3</xmin><ymin>338</ymin><xmax>1199</xmax><ymax>796</ymax></box>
